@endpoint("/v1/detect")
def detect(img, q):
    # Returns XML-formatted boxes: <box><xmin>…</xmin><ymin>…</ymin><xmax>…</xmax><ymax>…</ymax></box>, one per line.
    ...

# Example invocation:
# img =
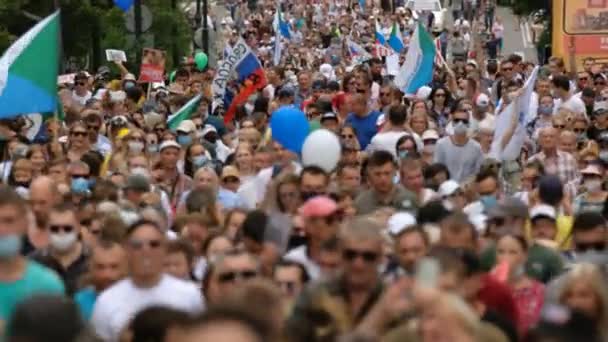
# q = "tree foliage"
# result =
<box><xmin>0</xmin><ymin>0</ymin><xmax>193</xmax><ymax>72</ymax></box>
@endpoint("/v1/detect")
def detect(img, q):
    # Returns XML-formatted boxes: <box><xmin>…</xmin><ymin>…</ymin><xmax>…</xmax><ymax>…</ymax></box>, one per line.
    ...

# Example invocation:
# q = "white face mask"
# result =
<box><xmin>131</xmin><ymin>167</ymin><xmax>151</xmax><ymax>179</ymax></box>
<box><xmin>50</xmin><ymin>232</ymin><xmax>78</xmax><ymax>252</ymax></box>
<box><xmin>128</xmin><ymin>141</ymin><xmax>144</xmax><ymax>154</ymax></box>
<box><xmin>453</xmin><ymin>121</ymin><xmax>469</xmax><ymax>135</ymax></box>
<box><xmin>585</xmin><ymin>179</ymin><xmax>602</xmax><ymax>193</ymax></box>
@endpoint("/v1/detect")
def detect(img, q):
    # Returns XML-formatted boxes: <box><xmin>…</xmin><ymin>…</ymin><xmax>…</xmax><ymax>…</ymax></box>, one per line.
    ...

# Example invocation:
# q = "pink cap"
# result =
<box><xmin>299</xmin><ymin>196</ymin><xmax>338</xmax><ymax>218</ymax></box>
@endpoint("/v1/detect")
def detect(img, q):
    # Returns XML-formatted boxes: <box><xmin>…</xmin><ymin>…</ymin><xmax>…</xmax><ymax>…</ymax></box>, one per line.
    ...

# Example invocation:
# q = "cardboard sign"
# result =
<box><xmin>57</xmin><ymin>73</ymin><xmax>76</xmax><ymax>85</ymax></box>
<box><xmin>105</xmin><ymin>49</ymin><xmax>127</xmax><ymax>62</ymax></box>
<box><xmin>138</xmin><ymin>48</ymin><xmax>166</xmax><ymax>83</ymax></box>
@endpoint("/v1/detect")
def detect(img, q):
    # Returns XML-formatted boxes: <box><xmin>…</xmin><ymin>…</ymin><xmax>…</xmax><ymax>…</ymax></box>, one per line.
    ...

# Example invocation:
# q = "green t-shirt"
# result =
<box><xmin>480</xmin><ymin>243</ymin><xmax>564</xmax><ymax>283</ymax></box>
<box><xmin>0</xmin><ymin>261</ymin><xmax>65</xmax><ymax>321</ymax></box>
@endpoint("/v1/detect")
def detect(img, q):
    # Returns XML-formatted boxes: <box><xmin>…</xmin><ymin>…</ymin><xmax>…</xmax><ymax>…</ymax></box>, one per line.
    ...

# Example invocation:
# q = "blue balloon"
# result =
<box><xmin>270</xmin><ymin>106</ymin><xmax>309</xmax><ymax>154</ymax></box>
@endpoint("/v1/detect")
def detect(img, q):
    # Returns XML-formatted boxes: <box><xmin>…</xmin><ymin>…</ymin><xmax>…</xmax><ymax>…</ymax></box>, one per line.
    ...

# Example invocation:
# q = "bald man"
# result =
<box><xmin>528</xmin><ymin>127</ymin><xmax>579</xmax><ymax>196</ymax></box>
<box><xmin>26</xmin><ymin>176</ymin><xmax>61</xmax><ymax>253</ymax></box>
<box><xmin>558</xmin><ymin>130</ymin><xmax>577</xmax><ymax>155</ymax></box>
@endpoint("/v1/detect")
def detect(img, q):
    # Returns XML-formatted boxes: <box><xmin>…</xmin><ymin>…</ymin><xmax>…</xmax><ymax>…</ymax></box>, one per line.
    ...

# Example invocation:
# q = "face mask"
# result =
<box><xmin>147</xmin><ymin>144</ymin><xmax>158</xmax><ymax>153</ymax></box>
<box><xmin>453</xmin><ymin>121</ymin><xmax>468</xmax><ymax>135</ymax></box>
<box><xmin>192</xmin><ymin>155</ymin><xmax>208</xmax><ymax>168</ymax></box>
<box><xmin>50</xmin><ymin>232</ymin><xmax>78</xmax><ymax>252</ymax></box>
<box><xmin>71</xmin><ymin>177</ymin><xmax>90</xmax><ymax>194</ymax></box>
<box><xmin>177</xmin><ymin>135</ymin><xmax>193</xmax><ymax>146</ymax></box>
<box><xmin>301</xmin><ymin>191</ymin><xmax>321</xmax><ymax>202</ymax></box>
<box><xmin>398</xmin><ymin>150</ymin><xmax>409</xmax><ymax>160</ymax></box>
<box><xmin>479</xmin><ymin>194</ymin><xmax>498</xmax><ymax>211</ymax></box>
<box><xmin>124</xmin><ymin>81</ymin><xmax>136</xmax><ymax>90</ymax></box>
<box><xmin>442</xmin><ymin>199</ymin><xmax>454</xmax><ymax>211</ymax></box>
<box><xmin>585</xmin><ymin>179</ymin><xmax>602</xmax><ymax>193</ymax></box>
<box><xmin>538</xmin><ymin>105</ymin><xmax>553</xmax><ymax>115</ymax></box>
<box><xmin>12</xmin><ymin>144</ymin><xmax>28</xmax><ymax>158</ymax></box>
<box><xmin>0</xmin><ymin>234</ymin><xmax>22</xmax><ymax>259</ymax></box>
<box><xmin>128</xmin><ymin>141</ymin><xmax>144</xmax><ymax>154</ymax></box>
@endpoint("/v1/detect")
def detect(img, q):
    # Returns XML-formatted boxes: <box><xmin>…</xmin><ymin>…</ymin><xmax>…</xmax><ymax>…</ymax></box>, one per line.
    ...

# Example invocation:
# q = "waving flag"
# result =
<box><xmin>167</xmin><ymin>94</ymin><xmax>201</xmax><ymax>131</ymax></box>
<box><xmin>0</xmin><ymin>12</ymin><xmax>60</xmax><ymax>119</ymax></box>
<box><xmin>224</xmin><ymin>49</ymin><xmax>266</xmax><ymax>124</ymax></box>
<box><xmin>388</xmin><ymin>23</ymin><xmax>404</xmax><ymax>53</ymax></box>
<box><xmin>212</xmin><ymin>38</ymin><xmax>251</xmax><ymax>114</ymax></box>
<box><xmin>375</xmin><ymin>20</ymin><xmax>386</xmax><ymax>45</ymax></box>
<box><xmin>394</xmin><ymin>22</ymin><xmax>435</xmax><ymax>95</ymax></box>
<box><xmin>114</xmin><ymin>0</ymin><xmax>134</xmax><ymax>11</ymax></box>
<box><xmin>359</xmin><ymin>0</ymin><xmax>366</xmax><ymax>10</ymax></box>
<box><xmin>347</xmin><ymin>38</ymin><xmax>371</xmax><ymax>58</ymax></box>
<box><xmin>490</xmin><ymin>66</ymin><xmax>539</xmax><ymax>162</ymax></box>
<box><xmin>273</xmin><ymin>6</ymin><xmax>291</xmax><ymax>40</ymax></box>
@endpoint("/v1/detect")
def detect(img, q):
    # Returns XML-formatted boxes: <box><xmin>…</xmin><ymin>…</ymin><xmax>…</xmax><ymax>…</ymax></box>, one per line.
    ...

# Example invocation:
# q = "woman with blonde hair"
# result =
<box><xmin>408</xmin><ymin>111</ymin><xmax>431</xmax><ymax>137</ymax></box>
<box><xmin>557</xmin><ymin>263</ymin><xmax>608</xmax><ymax>340</ymax></box>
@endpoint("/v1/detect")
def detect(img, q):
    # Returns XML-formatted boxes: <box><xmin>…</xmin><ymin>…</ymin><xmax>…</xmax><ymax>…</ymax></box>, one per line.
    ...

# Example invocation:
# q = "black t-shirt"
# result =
<box><xmin>587</xmin><ymin>124</ymin><xmax>606</xmax><ymax>141</ymax></box>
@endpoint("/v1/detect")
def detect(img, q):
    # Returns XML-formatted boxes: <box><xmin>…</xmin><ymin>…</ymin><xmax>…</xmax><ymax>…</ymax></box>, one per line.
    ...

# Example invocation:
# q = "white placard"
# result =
<box><xmin>105</xmin><ymin>49</ymin><xmax>127</xmax><ymax>62</ymax></box>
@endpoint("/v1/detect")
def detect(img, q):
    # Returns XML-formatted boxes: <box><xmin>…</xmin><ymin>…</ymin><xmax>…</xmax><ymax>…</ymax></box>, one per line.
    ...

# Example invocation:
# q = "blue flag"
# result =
<box><xmin>114</xmin><ymin>0</ymin><xmax>134</xmax><ymax>11</ymax></box>
<box><xmin>388</xmin><ymin>23</ymin><xmax>404</xmax><ymax>53</ymax></box>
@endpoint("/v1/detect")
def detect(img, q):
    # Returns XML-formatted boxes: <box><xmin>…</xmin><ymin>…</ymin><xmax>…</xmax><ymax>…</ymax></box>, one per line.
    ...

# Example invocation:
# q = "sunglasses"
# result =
<box><xmin>71</xmin><ymin>131</ymin><xmax>88</xmax><ymax>137</ymax></box>
<box><xmin>342</xmin><ymin>248</ymin><xmax>379</xmax><ymax>263</ymax></box>
<box><xmin>128</xmin><ymin>239</ymin><xmax>162</xmax><ymax>250</ymax></box>
<box><xmin>218</xmin><ymin>270</ymin><xmax>258</xmax><ymax>283</ymax></box>
<box><xmin>573</xmin><ymin>128</ymin><xmax>586</xmax><ymax>134</ymax></box>
<box><xmin>502</xmin><ymin>67</ymin><xmax>513</xmax><ymax>72</ymax></box>
<box><xmin>49</xmin><ymin>225</ymin><xmax>74</xmax><ymax>234</ymax></box>
<box><xmin>579</xmin><ymin>77</ymin><xmax>588</xmax><ymax>81</ymax></box>
<box><xmin>453</xmin><ymin>118</ymin><xmax>469</xmax><ymax>125</ymax></box>
<box><xmin>575</xmin><ymin>241</ymin><xmax>606</xmax><ymax>253</ymax></box>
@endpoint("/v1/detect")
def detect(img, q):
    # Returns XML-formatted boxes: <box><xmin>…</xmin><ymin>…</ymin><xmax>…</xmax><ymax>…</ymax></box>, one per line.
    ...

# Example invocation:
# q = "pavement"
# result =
<box><xmin>495</xmin><ymin>6</ymin><xmax>538</xmax><ymax>63</ymax></box>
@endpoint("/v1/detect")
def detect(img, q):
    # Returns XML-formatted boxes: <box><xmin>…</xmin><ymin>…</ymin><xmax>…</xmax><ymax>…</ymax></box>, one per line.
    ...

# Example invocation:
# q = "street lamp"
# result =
<box><xmin>195</xmin><ymin>0</ymin><xmax>209</xmax><ymax>55</ymax></box>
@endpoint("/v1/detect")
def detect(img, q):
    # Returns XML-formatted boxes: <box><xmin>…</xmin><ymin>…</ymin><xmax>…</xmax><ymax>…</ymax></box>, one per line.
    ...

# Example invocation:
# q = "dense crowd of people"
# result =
<box><xmin>1</xmin><ymin>0</ymin><xmax>608</xmax><ymax>341</ymax></box>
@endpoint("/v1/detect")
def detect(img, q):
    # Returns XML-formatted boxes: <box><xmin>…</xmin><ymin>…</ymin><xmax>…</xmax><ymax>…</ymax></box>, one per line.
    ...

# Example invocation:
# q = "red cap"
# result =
<box><xmin>299</xmin><ymin>196</ymin><xmax>338</xmax><ymax>218</ymax></box>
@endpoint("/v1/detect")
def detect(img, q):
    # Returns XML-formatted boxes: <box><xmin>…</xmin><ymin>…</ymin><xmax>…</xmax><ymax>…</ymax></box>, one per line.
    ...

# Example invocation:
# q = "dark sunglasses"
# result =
<box><xmin>453</xmin><ymin>118</ymin><xmax>469</xmax><ymax>125</ymax></box>
<box><xmin>218</xmin><ymin>270</ymin><xmax>258</xmax><ymax>283</ymax></box>
<box><xmin>502</xmin><ymin>67</ymin><xmax>513</xmax><ymax>72</ymax></box>
<box><xmin>128</xmin><ymin>239</ymin><xmax>162</xmax><ymax>250</ymax></box>
<box><xmin>71</xmin><ymin>131</ymin><xmax>88</xmax><ymax>137</ymax></box>
<box><xmin>575</xmin><ymin>241</ymin><xmax>606</xmax><ymax>253</ymax></box>
<box><xmin>342</xmin><ymin>248</ymin><xmax>379</xmax><ymax>263</ymax></box>
<box><xmin>49</xmin><ymin>225</ymin><xmax>74</xmax><ymax>234</ymax></box>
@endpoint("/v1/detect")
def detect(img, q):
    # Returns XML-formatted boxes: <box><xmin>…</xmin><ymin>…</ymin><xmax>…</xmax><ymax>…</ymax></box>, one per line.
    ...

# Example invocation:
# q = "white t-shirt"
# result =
<box><xmin>284</xmin><ymin>245</ymin><xmax>321</xmax><ymax>280</ymax></box>
<box><xmin>366</xmin><ymin>131</ymin><xmax>423</xmax><ymax>158</ymax></box>
<box><xmin>91</xmin><ymin>275</ymin><xmax>204</xmax><ymax>341</ymax></box>
<box><xmin>554</xmin><ymin>95</ymin><xmax>586</xmax><ymax>117</ymax></box>
<box><xmin>72</xmin><ymin>90</ymin><xmax>92</xmax><ymax>106</ymax></box>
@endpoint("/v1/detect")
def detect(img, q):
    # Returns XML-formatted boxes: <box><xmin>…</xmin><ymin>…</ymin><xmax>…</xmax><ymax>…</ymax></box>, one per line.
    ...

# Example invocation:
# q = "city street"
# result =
<box><xmin>496</xmin><ymin>6</ymin><xmax>538</xmax><ymax>63</ymax></box>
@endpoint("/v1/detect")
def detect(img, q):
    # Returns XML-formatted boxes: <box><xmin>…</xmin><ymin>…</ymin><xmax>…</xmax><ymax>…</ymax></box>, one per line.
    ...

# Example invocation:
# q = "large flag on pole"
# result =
<box><xmin>224</xmin><ymin>49</ymin><xmax>266</xmax><ymax>124</ymax></box>
<box><xmin>375</xmin><ymin>20</ymin><xmax>386</xmax><ymax>45</ymax></box>
<box><xmin>0</xmin><ymin>11</ymin><xmax>60</xmax><ymax>119</ymax></box>
<box><xmin>273</xmin><ymin>6</ymin><xmax>291</xmax><ymax>40</ymax></box>
<box><xmin>490</xmin><ymin>66</ymin><xmax>539</xmax><ymax>161</ymax></box>
<box><xmin>388</xmin><ymin>23</ymin><xmax>404</xmax><ymax>53</ymax></box>
<box><xmin>114</xmin><ymin>0</ymin><xmax>134</xmax><ymax>11</ymax></box>
<box><xmin>394</xmin><ymin>22</ymin><xmax>435</xmax><ymax>95</ymax></box>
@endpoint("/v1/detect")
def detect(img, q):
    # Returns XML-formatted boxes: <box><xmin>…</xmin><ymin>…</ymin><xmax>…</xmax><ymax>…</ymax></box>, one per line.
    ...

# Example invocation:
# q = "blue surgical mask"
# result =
<box><xmin>71</xmin><ymin>177</ymin><xmax>90</xmax><ymax>194</ymax></box>
<box><xmin>538</xmin><ymin>105</ymin><xmax>553</xmax><ymax>115</ymax></box>
<box><xmin>479</xmin><ymin>194</ymin><xmax>498</xmax><ymax>211</ymax></box>
<box><xmin>192</xmin><ymin>155</ymin><xmax>208</xmax><ymax>168</ymax></box>
<box><xmin>398</xmin><ymin>150</ymin><xmax>409</xmax><ymax>159</ymax></box>
<box><xmin>0</xmin><ymin>234</ymin><xmax>22</xmax><ymax>259</ymax></box>
<box><xmin>177</xmin><ymin>135</ymin><xmax>193</xmax><ymax>146</ymax></box>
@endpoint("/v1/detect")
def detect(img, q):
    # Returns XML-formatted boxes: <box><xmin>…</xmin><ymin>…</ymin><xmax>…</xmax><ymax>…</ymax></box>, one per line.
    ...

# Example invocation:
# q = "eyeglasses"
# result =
<box><xmin>453</xmin><ymin>118</ymin><xmax>469</xmax><ymax>125</ymax></box>
<box><xmin>573</xmin><ymin>128</ymin><xmax>586</xmax><ymax>134</ymax></box>
<box><xmin>128</xmin><ymin>239</ymin><xmax>162</xmax><ymax>250</ymax></box>
<box><xmin>218</xmin><ymin>270</ymin><xmax>258</xmax><ymax>283</ymax></box>
<box><xmin>575</xmin><ymin>241</ymin><xmax>606</xmax><ymax>253</ymax></box>
<box><xmin>553</xmin><ymin>125</ymin><xmax>566</xmax><ymax>129</ymax></box>
<box><xmin>341</xmin><ymin>134</ymin><xmax>355</xmax><ymax>139</ymax></box>
<box><xmin>49</xmin><ymin>225</ymin><xmax>74</xmax><ymax>234</ymax></box>
<box><xmin>342</xmin><ymin>248</ymin><xmax>379</xmax><ymax>263</ymax></box>
<box><xmin>70</xmin><ymin>131</ymin><xmax>87</xmax><ymax>137</ymax></box>
<box><xmin>502</xmin><ymin>67</ymin><xmax>513</xmax><ymax>72</ymax></box>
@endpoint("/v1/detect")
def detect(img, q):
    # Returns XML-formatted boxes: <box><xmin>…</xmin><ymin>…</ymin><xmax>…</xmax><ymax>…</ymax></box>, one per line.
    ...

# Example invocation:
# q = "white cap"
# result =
<box><xmin>124</xmin><ymin>73</ymin><xmax>137</xmax><ymax>81</ymax></box>
<box><xmin>109</xmin><ymin>90</ymin><xmax>126</xmax><ymax>102</ymax></box>
<box><xmin>421</xmin><ymin>129</ymin><xmax>439</xmax><ymax>141</ymax></box>
<box><xmin>467</xmin><ymin>59</ymin><xmax>478</xmax><ymax>68</ymax></box>
<box><xmin>416</xmin><ymin>86</ymin><xmax>432</xmax><ymax>100</ymax></box>
<box><xmin>438</xmin><ymin>180</ymin><xmax>460</xmax><ymax>197</ymax></box>
<box><xmin>476</xmin><ymin>93</ymin><xmax>490</xmax><ymax>107</ymax></box>
<box><xmin>530</xmin><ymin>204</ymin><xmax>557</xmax><ymax>221</ymax></box>
<box><xmin>387</xmin><ymin>212</ymin><xmax>417</xmax><ymax>236</ymax></box>
<box><xmin>201</xmin><ymin>124</ymin><xmax>218</xmax><ymax>136</ymax></box>
<box><xmin>159</xmin><ymin>140</ymin><xmax>181</xmax><ymax>151</ymax></box>
<box><xmin>176</xmin><ymin>120</ymin><xmax>196</xmax><ymax>133</ymax></box>
<box><xmin>319</xmin><ymin>63</ymin><xmax>334</xmax><ymax>80</ymax></box>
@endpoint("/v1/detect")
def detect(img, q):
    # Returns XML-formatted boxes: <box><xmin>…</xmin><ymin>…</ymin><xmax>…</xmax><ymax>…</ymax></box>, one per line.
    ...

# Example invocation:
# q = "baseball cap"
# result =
<box><xmin>176</xmin><ymin>120</ymin><xmax>196</xmax><ymax>134</ymax></box>
<box><xmin>124</xmin><ymin>174</ymin><xmax>151</xmax><ymax>193</ymax></box>
<box><xmin>387</xmin><ymin>212</ymin><xmax>417</xmax><ymax>236</ymax></box>
<box><xmin>476</xmin><ymin>93</ymin><xmax>490</xmax><ymax>107</ymax></box>
<box><xmin>201</xmin><ymin>124</ymin><xmax>218</xmax><ymax>137</ymax></box>
<box><xmin>124</xmin><ymin>73</ymin><xmax>137</xmax><ymax>81</ymax></box>
<box><xmin>530</xmin><ymin>204</ymin><xmax>557</xmax><ymax>221</ymax></box>
<box><xmin>312</xmin><ymin>79</ymin><xmax>326</xmax><ymax>91</ymax></box>
<box><xmin>438</xmin><ymin>180</ymin><xmax>461</xmax><ymax>197</ymax></box>
<box><xmin>299</xmin><ymin>196</ymin><xmax>338</xmax><ymax>218</ymax></box>
<box><xmin>487</xmin><ymin>197</ymin><xmax>529</xmax><ymax>219</ymax></box>
<box><xmin>320</xmin><ymin>112</ymin><xmax>338</xmax><ymax>122</ymax></box>
<box><xmin>593</xmin><ymin>101</ymin><xmax>608</xmax><ymax>115</ymax></box>
<box><xmin>221</xmin><ymin>165</ymin><xmax>240</xmax><ymax>180</ymax></box>
<box><xmin>277</xmin><ymin>86</ymin><xmax>295</xmax><ymax>98</ymax></box>
<box><xmin>467</xmin><ymin>59</ymin><xmax>478</xmax><ymax>68</ymax></box>
<box><xmin>421</xmin><ymin>129</ymin><xmax>439</xmax><ymax>141</ymax></box>
<box><xmin>159</xmin><ymin>140</ymin><xmax>181</xmax><ymax>152</ymax></box>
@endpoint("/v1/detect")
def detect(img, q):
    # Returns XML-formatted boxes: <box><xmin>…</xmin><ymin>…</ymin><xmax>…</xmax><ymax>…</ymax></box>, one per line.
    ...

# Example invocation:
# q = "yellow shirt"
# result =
<box><xmin>525</xmin><ymin>215</ymin><xmax>573</xmax><ymax>251</ymax></box>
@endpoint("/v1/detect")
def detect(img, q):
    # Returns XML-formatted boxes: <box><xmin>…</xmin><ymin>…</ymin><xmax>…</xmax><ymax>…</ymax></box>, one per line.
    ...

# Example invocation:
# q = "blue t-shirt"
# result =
<box><xmin>0</xmin><ymin>261</ymin><xmax>65</xmax><ymax>321</ymax></box>
<box><xmin>74</xmin><ymin>286</ymin><xmax>97</xmax><ymax>321</ymax></box>
<box><xmin>345</xmin><ymin>111</ymin><xmax>382</xmax><ymax>150</ymax></box>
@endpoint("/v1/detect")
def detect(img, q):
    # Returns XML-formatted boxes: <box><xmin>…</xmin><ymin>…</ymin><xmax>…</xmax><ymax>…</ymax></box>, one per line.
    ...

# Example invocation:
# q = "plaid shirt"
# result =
<box><xmin>528</xmin><ymin>150</ymin><xmax>580</xmax><ymax>197</ymax></box>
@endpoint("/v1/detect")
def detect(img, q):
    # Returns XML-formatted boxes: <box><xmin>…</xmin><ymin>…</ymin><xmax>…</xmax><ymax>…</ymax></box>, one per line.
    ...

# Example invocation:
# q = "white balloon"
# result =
<box><xmin>301</xmin><ymin>129</ymin><xmax>341</xmax><ymax>173</ymax></box>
